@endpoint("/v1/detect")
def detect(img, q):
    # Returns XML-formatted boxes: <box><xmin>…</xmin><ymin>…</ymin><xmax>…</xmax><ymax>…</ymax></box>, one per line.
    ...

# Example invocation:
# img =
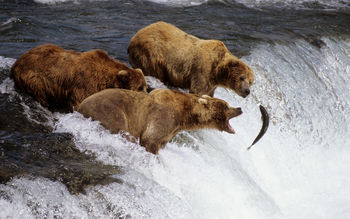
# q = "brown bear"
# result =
<box><xmin>10</xmin><ymin>44</ymin><xmax>147</xmax><ymax>112</ymax></box>
<box><xmin>128</xmin><ymin>21</ymin><xmax>254</xmax><ymax>97</ymax></box>
<box><xmin>77</xmin><ymin>88</ymin><xmax>243</xmax><ymax>154</ymax></box>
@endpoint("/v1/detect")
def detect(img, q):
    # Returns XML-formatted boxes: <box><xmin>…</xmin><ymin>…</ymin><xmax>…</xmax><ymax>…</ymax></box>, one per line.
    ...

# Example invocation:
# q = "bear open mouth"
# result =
<box><xmin>225</xmin><ymin>121</ymin><xmax>235</xmax><ymax>134</ymax></box>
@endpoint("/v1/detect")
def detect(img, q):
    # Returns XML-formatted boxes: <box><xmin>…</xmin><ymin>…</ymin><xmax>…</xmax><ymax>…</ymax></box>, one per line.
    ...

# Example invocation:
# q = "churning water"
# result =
<box><xmin>1</xmin><ymin>0</ymin><xmax>350</xmax><ymax>218</ymax></box>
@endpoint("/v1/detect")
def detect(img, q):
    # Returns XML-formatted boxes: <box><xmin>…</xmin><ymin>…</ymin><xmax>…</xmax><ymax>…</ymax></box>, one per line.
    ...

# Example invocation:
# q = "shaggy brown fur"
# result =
<box><xmin>10</xmin><ymin>44</ymin><xmax>147</xmax><ymax>111</ymax></box>
<box><xmin>78</xmin><ymin>88</ymin><xmax>243</xmax><ymax>154</ymax></box>
<box><xmin>128</xmin><ymin>21</ymin><xmax>254</xmax><ymax>97</ymax></box>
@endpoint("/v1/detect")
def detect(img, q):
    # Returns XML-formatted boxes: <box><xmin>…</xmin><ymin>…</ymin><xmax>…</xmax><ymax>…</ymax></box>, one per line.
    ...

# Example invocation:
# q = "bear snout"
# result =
<box><xmin>237</xmin><ymin>80</ymin><xmax>251</xmax><ymax>98</ymax></box>
<box><xmin>230</xmin><ymin>107</ymin><xmax>243</xmax><ymax>118</ymax></box>
<box><xmin>242</xmin><ymin>89</ymin><xmax>250</xmax><ymax>98</ymax></box>
<box><xmin>236</xmin><ymin>107</ymin><xmax>243</xmax><ymax>115</ymax></box>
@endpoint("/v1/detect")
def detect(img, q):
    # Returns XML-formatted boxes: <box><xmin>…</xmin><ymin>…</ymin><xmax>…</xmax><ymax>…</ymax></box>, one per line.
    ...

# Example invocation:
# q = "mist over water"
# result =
<box><xmin>1</xmin><ymin>0</ymin><xmax>350</xmax><ymax>218</ymax></box>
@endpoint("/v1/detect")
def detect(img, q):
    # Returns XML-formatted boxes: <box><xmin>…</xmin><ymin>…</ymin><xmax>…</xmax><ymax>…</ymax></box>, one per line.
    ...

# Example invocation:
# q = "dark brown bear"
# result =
<box><xmin>128</xmin><ymin>21</ymin><xmax>254</xmax><ymax>97</ymax></box>
<box><xmin>78</xmin><ymin>88</ymin><xmax>243</xmax><ymax>154</ymax></box>
<box><xmin>10</xmin><ymin>44</ymin><xmax>147</xmax><ymax>111</ymax></box>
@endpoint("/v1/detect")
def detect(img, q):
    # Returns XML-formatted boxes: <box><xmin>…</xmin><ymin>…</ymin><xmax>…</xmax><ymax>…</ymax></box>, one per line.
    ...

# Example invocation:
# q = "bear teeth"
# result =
<box><xmin>226</xmin><ymin>121</ymin><xmax>235</xmax><ymax>134</ymax></box>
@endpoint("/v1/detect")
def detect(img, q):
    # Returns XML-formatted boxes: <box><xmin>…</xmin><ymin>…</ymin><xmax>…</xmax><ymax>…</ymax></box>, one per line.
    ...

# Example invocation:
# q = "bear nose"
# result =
<box><xmin>243</xmin><ymin>89</ymin><xmax>250</xmax><ymax>97</ymax></box>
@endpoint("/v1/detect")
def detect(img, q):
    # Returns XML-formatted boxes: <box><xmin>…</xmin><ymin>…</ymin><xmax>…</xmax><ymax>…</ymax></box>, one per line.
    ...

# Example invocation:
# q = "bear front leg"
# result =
<box><xmin>140</xmin><ymin>127</ymin><xmax>167</xmax><ymax>154</ymax></box>
<box><xmin>21</xmin><ymin>74</ymin><xmax>50</xmax><ymax>107</ymax></box>
<box><xmin>139</xmin><ymin>116</ymin><xmax>176</xmax><ymax>154</ymax></box>
<box><xmin>147</xmin><ymin>143</ymin><xmax>161</xmax><ymax>154</ymax></box>
<box><xmin>139</xmin><ymin>137</ymin><xmax>161</xmax><ymax>154</ymax></box>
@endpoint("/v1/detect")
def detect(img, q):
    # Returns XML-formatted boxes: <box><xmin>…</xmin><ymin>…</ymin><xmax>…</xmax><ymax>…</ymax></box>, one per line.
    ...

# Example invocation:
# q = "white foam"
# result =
<box><xmin>52</xmin><ymin>110</ymin><xmax>281</xmax><ymax>218</ymax></box>
<box><xmin>2</xmin><ymin>36</ymin><xmax>350</xmax><ymax>218</ymax></box>
<box><xmin>0</xmin><ymin>174</ymin><xmax>192</xmax><ymax>218</ymax></box>
<box><xmin>230</xmin><ymin>36</ymin><xmax>350</xmax><ymax>219</ymax></box>
<box><xmin>0</xmin><ymin>78</ymin><xmax>16</xmax><ymax>95</ymax></box>
<box><xmin>0</xmin><ymin>56</ymin><xmax>15</xmax><ymax>69</ymax></box>
<box><xmin>0</xmin><ymin>57</ymin><xmax>18</xmax><ymax>97</ymax></box>
<box><xmin>146</xmin><ymin>76</ymin><xmax>168</xmax><ymax>89</ymax></box>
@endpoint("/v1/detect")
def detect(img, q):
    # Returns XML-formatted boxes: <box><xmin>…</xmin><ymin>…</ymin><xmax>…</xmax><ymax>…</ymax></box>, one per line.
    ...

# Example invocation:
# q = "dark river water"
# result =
<box><xmin>1</xmin><ymin>0</ymin><xmax>349</xmax><ymax>59</ymax></box>
<box><xmin>1</xmin><ymin>0</ymin><xmax>350</xmax><ymax>218</ymax></box>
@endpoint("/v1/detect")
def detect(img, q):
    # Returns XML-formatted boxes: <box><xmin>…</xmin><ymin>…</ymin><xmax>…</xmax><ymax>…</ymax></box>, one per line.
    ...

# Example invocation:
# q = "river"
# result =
<box><xmin>1</xmin><ymin>0</ymin><xmax>350</xmax><ymax>218</ymax></box>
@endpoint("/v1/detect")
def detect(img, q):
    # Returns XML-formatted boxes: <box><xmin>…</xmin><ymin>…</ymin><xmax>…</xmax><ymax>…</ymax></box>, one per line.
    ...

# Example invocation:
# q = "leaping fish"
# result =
<box><xmin>247</xmin><ymin>105</ymin><xmax>269</xmax><ymax>150</ymax></box>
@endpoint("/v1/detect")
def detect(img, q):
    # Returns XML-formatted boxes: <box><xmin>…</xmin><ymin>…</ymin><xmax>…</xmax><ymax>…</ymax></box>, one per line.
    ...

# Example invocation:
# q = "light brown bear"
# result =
<box><xmin>10</xmin><ymin>44</ymin><xmax>147</xmax><ymax>112</ymax></box>
<box><xmin>128</xmin><ymin>21</ymin><xmax>254</xmax><ymax>97</ymax></box>
<box><xmin>77</xmin><ymin>88</ymin><xmax>243</xmax><ymax>154</ymax></box>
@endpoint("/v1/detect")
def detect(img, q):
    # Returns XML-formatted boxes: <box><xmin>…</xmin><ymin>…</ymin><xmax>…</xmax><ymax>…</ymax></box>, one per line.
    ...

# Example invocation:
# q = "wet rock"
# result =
<box><xmin>0</xmin><ymin>93</ymin><xmax>52</xmax><ymax>133</ymax></box>
<box><xmin>1</xmin><ymin>65</ymin><xmax>123</xmax><ymax>194</ymax></box>
<box><xmin>302</xmin><ymin>33</ymin><xmax>326</xmax><ymax>49</ymax></box>
<box><xmin>0</xmin><ymin>131</ymin><xmax>123</xmax><ymax>194</ymax></box>
<box><xmin>0</xmin><ymin>68</ymin><xmax>10</xmax><ymax>81</ymax></box>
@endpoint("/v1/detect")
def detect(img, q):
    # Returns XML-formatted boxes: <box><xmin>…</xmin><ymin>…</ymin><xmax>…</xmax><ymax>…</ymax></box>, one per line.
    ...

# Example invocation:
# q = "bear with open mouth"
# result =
<box><xmin>78</xmin><ymin>88</ymin><xmax>243</xmax><ymax>154</ymax></box>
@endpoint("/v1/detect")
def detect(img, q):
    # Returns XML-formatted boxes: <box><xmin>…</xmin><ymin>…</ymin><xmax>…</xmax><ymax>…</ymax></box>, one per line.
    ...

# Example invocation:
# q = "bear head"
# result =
<box><xmin>116</xmin><ymin>68</ymin><xmax>147</xmax><ymax>92</ymax></box>
<box><xmin>191</xmin><ymin>94</ymin><xmax>243</xmax><ymax>134</ymax></box>
<box><xmin>217</xmin><ymin>53</ymin><xmax>254</xmax><ymax>98</ymax></box>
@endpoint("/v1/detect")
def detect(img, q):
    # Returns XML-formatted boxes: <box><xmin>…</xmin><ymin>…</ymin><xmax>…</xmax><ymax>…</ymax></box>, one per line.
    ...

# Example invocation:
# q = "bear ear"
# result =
<box><xmin>117</xmin><ymin>70</ymin><xmax>130</xmax><ymax>87</ymax></box>
<box><xmin>117</xmin><ymin>70</ymin><xmax>128</xmax><ymax>76</ymax></box>
<box><xmin>135</xmin><ymin>68</ymin><xmax>143</xmax><ymax>74</ymax></box>
<box><xmin>228</xmin><ymin>60</ymin><xmax>240</xmax><ymax>68</ymax></box>
<box><xmin>198</xmin><ymin>97</ymin><xmax>208</xmax><ymax>105</ymax></box>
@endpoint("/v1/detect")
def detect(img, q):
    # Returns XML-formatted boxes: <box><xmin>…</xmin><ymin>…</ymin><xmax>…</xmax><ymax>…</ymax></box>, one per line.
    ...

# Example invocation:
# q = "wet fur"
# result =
<box><xmin>128</xmin><ymin>21</ymin><xmax>254</xmax><ymax>97</ymax></box>
<box><xmin>78</xmin><ymin>88</ymin><xmax>242</xmax><ymax>154</ymax></box>
<box><xmin>10</xmin><ymin>44</ymin><xmax>147</xmax><ymax>111</ymax></box>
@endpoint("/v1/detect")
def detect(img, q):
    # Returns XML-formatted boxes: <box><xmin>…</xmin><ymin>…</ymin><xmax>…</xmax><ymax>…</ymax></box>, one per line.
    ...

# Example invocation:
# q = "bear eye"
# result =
<box><xmin>138</xmin><ymin>86</ymin><xmax>144</xmax><ymax>91</ymax></box>
<box><xmin>230</xmin><ymin>61</ymin><xmax>239</xmax><ymax>68</ymax></box>
<box><xmin>219</xmin><ymin>102</ymin><xmax>228</xmax><ymax>110</ymax></box>
<box><xmin>239</xmin><ymin>77</ymin><xmax>245</xmax><ymax>81</ymax></box>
